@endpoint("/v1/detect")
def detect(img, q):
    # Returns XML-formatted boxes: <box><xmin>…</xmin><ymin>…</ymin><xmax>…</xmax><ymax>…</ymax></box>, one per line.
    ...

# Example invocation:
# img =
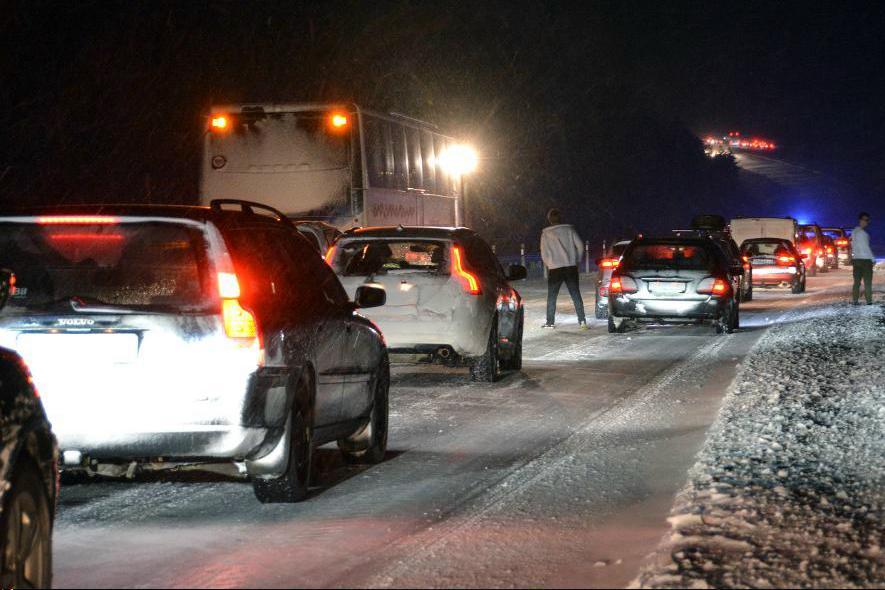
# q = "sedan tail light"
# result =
<box><xmin>609</xmin><ymin>274</ymin><xmax>638</xmax><ymax>294</ymax></box>
<box><xmin>835</xmin><ymin>238</ymin><xmax>849</xmax><ymax>247</ymax></box>
<box><xmin>776</xmin><ymin>255</ymin><xmax>796</xmax><ymax>266</ymax></box>
<box><xmin>698</xmin><ymin>277</ymin><xmax>731</xmax><ymax>296</ymax></box>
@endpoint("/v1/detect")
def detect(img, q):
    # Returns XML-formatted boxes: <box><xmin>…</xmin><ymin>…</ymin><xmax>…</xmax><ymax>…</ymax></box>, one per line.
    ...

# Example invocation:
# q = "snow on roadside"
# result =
<box><xmin>635</xmin><ymin>303</ymin><xmax>885</xmax><ymax>588</ymax></box>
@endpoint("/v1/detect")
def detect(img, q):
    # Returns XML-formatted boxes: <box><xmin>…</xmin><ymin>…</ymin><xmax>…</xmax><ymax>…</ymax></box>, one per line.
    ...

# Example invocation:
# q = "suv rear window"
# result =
<box><xmin>821</xmin><ymin>229</ymin><xmax>844</xmax><ymax>239</ymax></box>
<box><xmin>743</xmin><ymin>241</ymin><xmax>790</xmax><ymax>257</ymax></box>
<box><xmin>623</xmin><ymin>243</ymin><xmax>714</xmax><ymax>271</ymax></box>
<box><xmin>0</xmin><ymin>221</ymin><xmax>210</xmax><ymax>311</ymax></box>
<box><xmin>332</xmin><ymin>239</ymin><xmax>448</xmax><ymax>276</ymax></box>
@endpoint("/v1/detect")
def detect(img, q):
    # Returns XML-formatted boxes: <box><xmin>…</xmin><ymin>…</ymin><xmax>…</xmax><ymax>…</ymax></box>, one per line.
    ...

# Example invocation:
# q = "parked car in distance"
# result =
<box><xmin>594</xmin><ymin>240</ymin><xmax>632</xmax><ymax>319</ymax></box>
<box><xmin>797</xmin><ymin>223</ymin><xmax>827</xmax><ymax>275</ymax></box>
<box><xmin>821</xmin><ymin>227</ymin><xmax>851</xmax><ymax>266</ymax></box>
<box><xmin>672</xmin><ymin>229</ymin><xmax>752</xmax><ymax>301</ymax></box>
<box><xmin>0</xmin><ymin>201</ymin><xmax>389</xmax><ymax>503</ymax></box>
<box><xmin>729</xmin><ymin>216</ymin><xmax>798</xmax><ymax>251</ymax></box>
<box><xmin>0</xmin><ymin>269</ymin><xmax>58</xmax><ymax>589</ymax></box>
<box><xmin>608</xmin><ymin>237</ymin><xmax>740</xmax><ymax>334</ymax></box>
<box><xmin>329</xmin><ymin>226</ymin><xmax>526</xmax><ymax>382</ymax></box>
<box><xmin>821</xmin><ymin>235</ymin><xmax>839</xmax><ymax>270</ymax></box>
<box><xmin>740</xmin><ymin>238</ymin><xmax>807</xmax><ymax>294</ymax></box>
<box><xmin>294</xmin><ymin>219</ymin><xmax>342</xmax><ymax>255</ymax></box>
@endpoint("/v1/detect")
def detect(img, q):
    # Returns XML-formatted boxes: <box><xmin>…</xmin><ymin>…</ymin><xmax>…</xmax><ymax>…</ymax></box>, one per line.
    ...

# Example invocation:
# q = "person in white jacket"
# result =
<box><xmin>540</xmin><ymin>209</ymin><xmax>587</xmax><ymax>328</ymax></box>
<box><xmin>851</xmin><ymin>211</ymin><xmax>875</xmax><ymax>305</ymax></box>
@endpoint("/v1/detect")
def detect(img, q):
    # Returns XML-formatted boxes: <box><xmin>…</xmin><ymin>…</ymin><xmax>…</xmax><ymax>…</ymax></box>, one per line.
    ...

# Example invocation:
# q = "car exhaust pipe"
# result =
<box><xmin>437</xmin><ymin>347</ymin><xmax>452</xmax><ymax>359</ymax></box>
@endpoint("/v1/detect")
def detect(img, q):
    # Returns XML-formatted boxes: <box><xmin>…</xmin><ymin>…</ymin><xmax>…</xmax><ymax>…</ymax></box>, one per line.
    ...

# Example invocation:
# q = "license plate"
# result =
<box><xmin>16</xmin><ymin>333</ymin><xmax>139</xmax><ymax>366</ymax></box>
<box><xmin>754</xmin><ymin>266</ymin><xmax>793</xmax><ymax>275</ymax></box>
<box><xmin>650</xmin><ymin>281</ymin><xmax>685</xmax><ymax>294</ymax></box>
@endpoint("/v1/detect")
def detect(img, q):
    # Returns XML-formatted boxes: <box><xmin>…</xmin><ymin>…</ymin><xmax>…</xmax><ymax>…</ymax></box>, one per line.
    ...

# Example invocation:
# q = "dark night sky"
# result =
<box><xmin>2</xmin><ymin>1</ymin><xmax>884</xmax><ymax>250</ymax></box>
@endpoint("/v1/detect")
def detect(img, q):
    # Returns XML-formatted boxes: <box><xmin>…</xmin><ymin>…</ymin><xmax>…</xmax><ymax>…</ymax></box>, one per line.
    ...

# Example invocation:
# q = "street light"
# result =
<box><xmin>439</xmin><ymin>144</ymin><xmax>478</xmax><ymax>227</ymax></box>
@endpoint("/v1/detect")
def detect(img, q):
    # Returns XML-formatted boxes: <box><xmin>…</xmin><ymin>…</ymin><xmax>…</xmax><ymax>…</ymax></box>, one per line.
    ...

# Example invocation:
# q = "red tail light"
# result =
<box><xmin>825</xmin><ymin>246</ymin><xmax>833</xmax><ymax>253</ymax></box>
<box><xmin>698</xmin><ymin>277</ymin><xmax>730</xmax><ymax>296</ymax></box>
<box><xmin>48</xmin><ymin>233</ymin><xmax>123</xmax><ymax>241</ymax></box>
<box><xmin>599</xmin><ymin>258</ymin><xmax>619</xmax><ymax>269</ymax></box>
<box><xmin>217</xmin><ymin>272</ymin><xmax>241</xmax><ymax>299</ymax></box>
<box><xmin>609</xmin><ymin>274</ymin><xmax>638</xmax><ymax>294</ymax></box>
<box><xmin>776</xmin><ymin>255</ymin><xmax>796</xmax><ymax>266</ymax></box>
<box><xmin>452</xmin><ymin>246</ymin><xmax>481</xmax><ymax>295</ymax></box>
<box><xmin>835</xmin><ymin>238</ymin><xmax>849</xmax><ymax>247</ymax></box>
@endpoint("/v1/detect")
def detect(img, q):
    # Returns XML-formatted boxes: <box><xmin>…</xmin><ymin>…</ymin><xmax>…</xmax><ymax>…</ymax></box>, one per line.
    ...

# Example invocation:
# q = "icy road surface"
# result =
<box><xmin>52</xmin><ymin>270</ymin><xmax>875</xmax><ymax>588</ymax></box>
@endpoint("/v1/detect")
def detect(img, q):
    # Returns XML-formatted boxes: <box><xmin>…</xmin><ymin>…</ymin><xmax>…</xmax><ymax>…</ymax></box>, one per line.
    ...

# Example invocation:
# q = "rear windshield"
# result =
<box><xmin>623</xmin><ymin>243</ymin><xmax>714</xmax><ymax>271</ymax></box>
<box><xmin>821</xmin><ymin>229</ymin><xmax>844</xmax><ymax>239</ymax></box>
<box><xmin>0</xmin><ymin>221</ymin><xmax>210</xmax><ymax>312</ymax></box>
<box><xmin>743</xmin><ymin>241</ymin><xmax>790</xmax><ymax>257</ymax></box>
<box><xmin>332</xmin><ymin>239</ymin><xmax>448</xmax><ymax>276</ymax></box>
<box><xmin>798</xmin><ymin>227</ymin><xmax>818</xmax><ymax>242</ymax></box>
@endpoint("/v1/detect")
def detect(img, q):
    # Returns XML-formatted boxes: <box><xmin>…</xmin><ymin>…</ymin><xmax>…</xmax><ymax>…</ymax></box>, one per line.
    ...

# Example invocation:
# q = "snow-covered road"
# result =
<box><xmin>52</xmin><ymin>269</ymin><xmax>878</xmax><ymax>588</ymax></box>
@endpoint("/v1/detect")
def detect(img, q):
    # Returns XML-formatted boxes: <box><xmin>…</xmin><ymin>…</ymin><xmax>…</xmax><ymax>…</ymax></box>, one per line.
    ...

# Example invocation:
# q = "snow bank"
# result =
<box><xmin>635</xmin><ymin>303</ymin><xmax>885</xmax><ymax>588</ymax></box>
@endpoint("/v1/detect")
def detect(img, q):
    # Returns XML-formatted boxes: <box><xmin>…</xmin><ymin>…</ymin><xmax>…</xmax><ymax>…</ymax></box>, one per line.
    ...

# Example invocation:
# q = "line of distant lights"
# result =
<box><xmin>703</xmin><ymin>131</ymin><xmax>776</xmax><ymax>151</ymax></box>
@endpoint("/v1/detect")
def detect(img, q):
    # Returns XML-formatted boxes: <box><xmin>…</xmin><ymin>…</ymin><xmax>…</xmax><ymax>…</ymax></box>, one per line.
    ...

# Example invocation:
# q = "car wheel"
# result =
<box><xmin>470</xmin><ymin>318</ymin><xmax>499</xmax><ymax>382</ymax></box>
<box><xmin>253</xmin><ymin>373</ymin><xmax>314</xmax><ymax>503</ymax></box>
<box><xmin>715</xmin><ymin>302</ymin><xmax>732</xmax><ymax>334</ymax></box>
<box><xmin>743</xmin><ymin>282</ymin><xmax>753</xmax><ymax>301</ymax></box>
<box><xmin>594</xmin><ymin>293</ymin><xmax>608</xmax><ymax>319</ymax></box>
<box><xmin>608</xmin><ymin>314</ymin><xmax>626</xmax><ymax>334</ymax></box>
<box><xmin>500</xmin><ymin>310</ymin><xmax>523</xmax><ymax>371</ymax></box>
<box><xmin>791</xmin><ymin>277</ymin><xmax>802</xmax><ymax>294</ymax></box>
<box><xmin>0</xmin><ymin>458</ymin><xmax>52</xmax><ymax>590</ymax></box>
<box><xmin>339</xmin><ymin>355</ymin><xmax>390</xmax><ymax>465</ymax></box>
<box><xmin>728</xmin><ymin>302</ymin><xmax>740</xmax><ymax>333</ymax></box>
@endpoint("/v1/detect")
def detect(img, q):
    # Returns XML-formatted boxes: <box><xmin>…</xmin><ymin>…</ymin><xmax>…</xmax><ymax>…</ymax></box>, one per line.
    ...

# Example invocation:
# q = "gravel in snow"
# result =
<box><xmin>636</xmin><ymin>302</ymin><xmax>885</xmax><ymax>588</ymax></box>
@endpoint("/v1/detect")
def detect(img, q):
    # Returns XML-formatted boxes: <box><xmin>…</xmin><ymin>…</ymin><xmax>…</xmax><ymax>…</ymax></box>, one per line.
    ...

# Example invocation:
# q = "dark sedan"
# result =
<box><xmin>608</xmin><ymin>237</ymin><xmax>740</xmax><ymax>334</ymax></box>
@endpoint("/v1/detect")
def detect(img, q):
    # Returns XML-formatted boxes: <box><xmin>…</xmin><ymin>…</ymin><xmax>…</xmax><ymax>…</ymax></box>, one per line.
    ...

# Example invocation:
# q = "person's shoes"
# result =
<box><xmin>578</xmin><ymin>321</ymin><xmax>589</xmax><ymax>330</ymax></box>
<box><xmin>541</xmin><ymin>323</ymin><xmax>555</xmax><ymax>329</ymax></box>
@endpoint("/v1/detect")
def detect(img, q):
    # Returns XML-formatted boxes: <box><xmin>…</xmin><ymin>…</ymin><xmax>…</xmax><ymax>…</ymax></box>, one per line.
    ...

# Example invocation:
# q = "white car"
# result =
<box><xmin>328</xmin><ymin>227</ymin><xmax>527</xmax><ymax>382</ymax></box>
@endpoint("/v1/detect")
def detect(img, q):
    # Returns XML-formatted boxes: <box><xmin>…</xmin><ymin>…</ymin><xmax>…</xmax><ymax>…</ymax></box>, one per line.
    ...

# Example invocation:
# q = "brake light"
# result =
<box><xmin>222</xmin><ymin>299</ymin><xmax>257</xmax><ymax>339</ymax></box>
<box><xmin>826</xmin><ymin>246</ymin><xmax>833</xmax><ymax>253</ymax></box>
<box><xmin>599</xmin><ymin>258</ymin><xmax>619</xmax><ymax>269</ymax></box>
<box><xmin>217</xmin><ymin>272</ymin><xmax>241</xmax><ymax>299</ymax></box>
<box><xmin>776</xmin><ymin>255</ymin><xmax>796</xmax><ymax>266</ymax></box>
<box><xmin>452</xmin><ymin>246</ymin><xmax>481</xmax><ymax>295</ymax></box>
<box><xmin>835</xmin><ymin>238</ymin><xmax>849</xmax><ymax>247</ymax></box>
<box><xmin>37</xmin><ymin>216</ymin><xmax>118</xmax><ymax>225</ymax></box>
<box><xmin>48</xmin><ymin>233</ymin><xmax>123</xmax><ymax>241</ymax></box>
<box><xmin>817</xmin><ymin>248</ymin><xmax>824</xmax><ymax>256</ymax></box>
<box><xmin>698</xmin><ymin>277</ymin><xmax>730</xmax><ymax>296</ymax></box>
<box><xmin>330</xmin><ymin>113</ymin><xmax>349</xmax><ymax>128</ymax></box>
<box><xmin>609</xmin><ymin>274</ymin><xmax>638</xmax><ymax>294</ymax></box>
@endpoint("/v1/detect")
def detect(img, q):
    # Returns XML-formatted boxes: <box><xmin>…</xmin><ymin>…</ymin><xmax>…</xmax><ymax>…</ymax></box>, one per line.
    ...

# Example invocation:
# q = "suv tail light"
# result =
<box><xmin>217</xmin><ymin>272</ymin><xmax>262</xmax><ymax>360</ymax></box>
<box><xmin>452</xmin><ymin>246</ymin><xmax>481</xmax><ymax>295</ymax></box>
<box><xmin>698</xmin><ymin>277</ymin><xmax>730</xmax><ymax>296</ymax></box>
<box><xmin>324</xmin><ymin>245</ymin><xmax>337</xmax><ymax>265</ymax></box>
<box><xmin>776</xmin><ymin>255</ymin><xmax>796</xmax><ymax>266</ymax></box>
<box><xmin>835</xmin><ymin>238</ymin><xmax>849</xmax><ymax>247</ymax></box>
<box><xmin>609</xmin><ymin>274</ymin><xmax>638</xmax><ymax>294</ymax></box>
<box><xmin>599</xmin><ymin>258</ymin><xmax>619</xmax><ymax>269</ymax></box>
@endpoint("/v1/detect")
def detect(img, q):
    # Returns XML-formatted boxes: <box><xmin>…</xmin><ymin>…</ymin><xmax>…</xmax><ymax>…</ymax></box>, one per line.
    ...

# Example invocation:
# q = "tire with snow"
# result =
<box><xmin>0</xmin><ymin>457</ymin><xmax>52</xmax><ymax>589</ymax></box>
<box><xmin>715</xmin><ymin>301</ymin><xmax>738</xmax><ymax>334</ymax></box>
<box><xmin>608</xmin><ymin>315</ymin><xmax>626</xmax><ymax>334</ymax></box>
<box><xmin>791</xmin><ymin>277</ymin><xmax>803</xmax><ymax>294</ymax></box>
<box><xmin>594</xmin><ymin>293</ymin><xmax>608</xmax><ymax>319</ymax></box>
<box><xmin>253</xmin><ymin>374</ymin><xmax>314</xmax><ymax>503</ymax></box>
<box><xmin>470</xmin><ymin>319</ymin><xmax>499</xmax><ymax>382</ymax></box>
<box><xmin>500</xmin><ymin>310</ymin><xmax>523</xmax><ymax>371</ymax></box>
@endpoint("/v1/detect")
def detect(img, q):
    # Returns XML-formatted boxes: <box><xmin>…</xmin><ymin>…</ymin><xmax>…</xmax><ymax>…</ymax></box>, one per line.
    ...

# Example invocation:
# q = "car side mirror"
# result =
<box><xmin>507</xmin><ymin>264</ymin><xmax>527</xmax><ymax>281</ymax></box>
<box><xmin>0</xmin><ymin>269</ymin><xmax>14</xmax><ymax>311</ymax></box>
<box><xmin>354</xmin><ymin>284</ymin><xmax>386</xmax><ymax>309</ymax></box>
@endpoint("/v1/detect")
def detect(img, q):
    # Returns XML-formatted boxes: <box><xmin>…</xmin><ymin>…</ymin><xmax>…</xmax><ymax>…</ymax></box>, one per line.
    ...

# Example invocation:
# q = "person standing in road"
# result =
<box><xmin>541</xmin><ymin>208</ymin><xmax>588</xmax><ymax>328</ymax></box>
<box><xmin>851</xmin><ymin>212</ymin><xmax>875</xmax><ymax>305</ymax></box>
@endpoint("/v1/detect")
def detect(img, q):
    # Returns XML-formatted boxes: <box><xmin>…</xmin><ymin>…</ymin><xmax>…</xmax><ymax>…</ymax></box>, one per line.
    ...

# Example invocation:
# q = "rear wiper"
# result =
<box><xmin>33</xmin><ymin>295</ymin><xmax>140</xmax><ymax>314</ymax></box>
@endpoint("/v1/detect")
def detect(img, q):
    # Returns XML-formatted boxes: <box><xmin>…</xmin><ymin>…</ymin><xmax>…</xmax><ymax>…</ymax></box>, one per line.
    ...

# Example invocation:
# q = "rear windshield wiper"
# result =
<box><xmin>31</xmin><ymin>295</ymin><xmax>165</xmax><ymax>314</ymax></box>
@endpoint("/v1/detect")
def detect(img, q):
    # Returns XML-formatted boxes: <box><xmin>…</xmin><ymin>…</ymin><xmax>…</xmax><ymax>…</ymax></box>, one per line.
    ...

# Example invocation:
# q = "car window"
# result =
<box><xmin>623</xmin><ymin>243</ymin><xmax>715</xmax><ymax>271</ymax></box>
<box><xmin>743</xmin><ymin>241</ymin><xmax>788</xmax><ymax>257</ymax></box>
<box><xmin>333</xmin><ymin>239</ymin><xmax>448</xmax><ymax>276</ymax></box>
<box><xmin>0</xmin><ymin>220</ymin><xmax>211</xmax><ymax>312</ymax></box>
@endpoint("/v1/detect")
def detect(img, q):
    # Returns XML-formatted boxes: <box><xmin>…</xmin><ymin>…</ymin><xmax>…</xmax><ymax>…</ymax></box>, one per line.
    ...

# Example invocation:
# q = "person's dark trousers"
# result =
<box><xmin>852</xmin><ymin>259</ymin><xmax>874</xmax><ymax>304</ymax></box>
<box><xmin>546</xmin><ymin>265</ymin><xmax>586</xmax><ymax>325</ymax></box>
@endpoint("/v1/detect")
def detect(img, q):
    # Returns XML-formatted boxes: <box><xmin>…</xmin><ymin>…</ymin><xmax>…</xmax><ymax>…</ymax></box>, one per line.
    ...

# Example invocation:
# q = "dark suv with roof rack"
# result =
<box><xmin>0</xmin><ymin>200</ymin><xmax>389</xmax><ymax>503</ymax></box>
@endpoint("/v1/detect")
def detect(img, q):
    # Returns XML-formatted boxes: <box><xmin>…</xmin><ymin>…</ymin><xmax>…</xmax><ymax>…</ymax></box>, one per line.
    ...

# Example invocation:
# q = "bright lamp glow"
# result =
<box><xmin>210</xmin><ymin>115</ymin><xmax>229</xmax><ymax>130</ymax></box>
<box><xmin>439</xmin><ymin>144</ymin><xmax>478</xmax><ymax>176</ymax></box>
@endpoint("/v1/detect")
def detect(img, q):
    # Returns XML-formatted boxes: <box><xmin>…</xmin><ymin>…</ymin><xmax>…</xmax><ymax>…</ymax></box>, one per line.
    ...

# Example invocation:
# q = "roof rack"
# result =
<box><xmin>209</xmin><ymin>199</ymin><xmax>294</xmax><ymax>227</ymax></box>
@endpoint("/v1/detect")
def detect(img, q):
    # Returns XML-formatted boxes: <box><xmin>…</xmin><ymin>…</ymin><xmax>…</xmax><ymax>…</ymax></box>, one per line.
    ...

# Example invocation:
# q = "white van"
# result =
<box><xmin>730</xmin><ymin>217</ymin><xmax>798</xmax><ymax>249</ymax></box>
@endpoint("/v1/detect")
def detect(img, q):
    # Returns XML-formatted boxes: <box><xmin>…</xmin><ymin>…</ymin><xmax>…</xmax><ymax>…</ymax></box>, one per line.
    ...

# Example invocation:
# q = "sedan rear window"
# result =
<box><xmin>743</xmin><ymin>241</ymin><xmax>790</xmax><ymax>257</ymax></box>
<box><xmin>0</xmin><ymin>221</ymin><xmax>210</xmax><ymax>311</ymax></box>
<box><xmin>332</xmin><ymin>240</ymin><xmax>448</xmax><ymax>276</ymax></box>
<box><xmin>623</xmin><ymin>243</ymin><xmax>714</xmax><ymax>271</ymax></box>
